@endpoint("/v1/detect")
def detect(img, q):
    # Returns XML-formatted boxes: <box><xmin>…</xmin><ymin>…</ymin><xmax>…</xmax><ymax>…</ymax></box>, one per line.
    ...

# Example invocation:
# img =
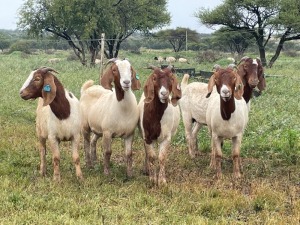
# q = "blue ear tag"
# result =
<box><xmin>135</xmin><ymin>73</ymin><xmax>140</xmax><ymax>80</ymax></box>
<box><xmin>43</xmin><ymin>84</ymin><xmax>51</xmax><ymax>92</ymax></box>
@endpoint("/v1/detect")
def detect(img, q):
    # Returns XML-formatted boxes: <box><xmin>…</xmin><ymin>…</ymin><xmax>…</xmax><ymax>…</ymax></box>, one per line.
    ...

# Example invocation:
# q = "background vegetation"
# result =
<box><xmin>0</xmin><ymin>45</ymin><xmax>299</xmax><ymax>224</ymax></box>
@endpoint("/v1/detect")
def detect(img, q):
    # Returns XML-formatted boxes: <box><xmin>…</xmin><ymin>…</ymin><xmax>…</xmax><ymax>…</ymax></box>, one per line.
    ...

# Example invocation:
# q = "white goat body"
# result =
<box><xmin>81</xmin><ymin>81</ymin><xmax>139</xmax><ymax>138</ymax></box>
<box><xmin>206</xmin><ymin>67</ymin><xmax>248</xmax><ymax>178</ymax></box>
<box><xmin>80</xmin><ymin>59</ymin><xmax>140</xmax><ymax>177</ymax></box>
<box><xmin>179</xmin><ymin>74</ymin><xmax>217</xmax><ymax>157</ymax></box>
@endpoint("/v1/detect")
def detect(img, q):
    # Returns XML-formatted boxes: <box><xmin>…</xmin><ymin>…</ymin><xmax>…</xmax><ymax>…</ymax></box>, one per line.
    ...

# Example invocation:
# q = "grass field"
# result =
<box><xmin>0</xmin><ymin>50</ymin><xmax>299</xmax><ymax>224</ymax></box>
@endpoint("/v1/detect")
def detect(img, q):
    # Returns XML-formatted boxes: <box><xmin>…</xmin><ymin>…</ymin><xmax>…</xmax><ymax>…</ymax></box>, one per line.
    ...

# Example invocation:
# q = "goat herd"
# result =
<box><xmin>19</xmin><ymin>57</ymin><xmax>266</xmax><ymax>186</ymax></box>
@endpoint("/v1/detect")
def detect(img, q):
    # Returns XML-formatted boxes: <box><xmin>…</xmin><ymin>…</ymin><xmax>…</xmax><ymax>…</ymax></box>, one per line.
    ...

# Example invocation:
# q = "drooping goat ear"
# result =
<box><xmin>234</xmin><ymin>74</ymin><xmax>244</xmax><ymax>100</ymax></box>
<box><xmin>206</xmin><ymin>74</ymin><xmax>216</xmax><ymax>98</ymax></box>
<box><xmin>131</xmin><ymin>67</ymin><xmax>141</xmax><ymax>90</ymax></box>
<box><xmin>101</xmin><ymin>64</ymin><xmax>115</xmax><ymax>90</ymax></box>
<box><xmin>143</xmin><ymin>74</ymin><xmax>155</xmax><ymax>104</ymax></box>
<box><xmin>170</xmin><ymin>74</ymin><xmax>181</xmax><ymax>106</ymax></box>
<box><xmin>236</xmin><ymin>56</ymin><xmax>249</xmax><ymax>79</ymax></box>
<box><xmin>42</xmin><ymin>73</ymin><xmax>57</xmax><ymax>106</ymax></box>
<box><xmin>256</xmin><ymin>58</ymin><xmax>266</xmax><ymax>91</ymax></box>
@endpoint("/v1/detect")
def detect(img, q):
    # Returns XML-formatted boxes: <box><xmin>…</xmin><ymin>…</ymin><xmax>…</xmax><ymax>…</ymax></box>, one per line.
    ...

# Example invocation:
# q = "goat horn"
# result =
<box><xmin>237</xmin><ymin>56</ymin><xmax>249</xmax><ymax>66</ymax></box>
<box><xmin>39</xmin><ymin>67</ymin><xmax>59</xmax><ymax>74</ymax></box>
<box><xmin>212</xmin><ymin>64</ymin><xmax>221</xmax><ymax>72</ymax></box>
<box><xmin>227</xmin><ymin>64</ymin><xmax>237</xmax><ymax>70</ymax></box>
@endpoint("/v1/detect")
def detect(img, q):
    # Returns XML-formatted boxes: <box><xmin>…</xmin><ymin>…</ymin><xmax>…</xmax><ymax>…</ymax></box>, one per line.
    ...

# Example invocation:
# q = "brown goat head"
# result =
<box><xmin>207</xmin><ymin>67</ymin><xmax>244</xmax><ymax>101</ymax></box>
<box><xmin>20</xmin><ymin>67</ymin><xmax>59</xmax><ymax>106</ymax></box>
<box><xmin>101</xmin><ymin>58</ymin><xmax>141</xmax><ymax>92</ymax></box>
<box><xmin>237</xmin><ymin>57</ymin><xmax>260</xmax><ymax>88</ymax></box>
<box><xmin>144</xmin><ymin>67</ymin><xmax>181</xmax><ymax>106</ymax></box>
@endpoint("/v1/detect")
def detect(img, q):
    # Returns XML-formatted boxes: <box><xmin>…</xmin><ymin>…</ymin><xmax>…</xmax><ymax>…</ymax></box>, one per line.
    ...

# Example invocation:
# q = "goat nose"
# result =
<box><xmin>250</xmin><ymin>78</ymin><xmax>259</xmax><ymax>87</ymax></box>
<box><xmin>161</xmin><ymin>90</ymin><xmax>168</xmax><ymax>96</ymax></box>
<box><xmin>222</xmin><ymin>89</ymin><xmax>229</xmax><ymax>95</ymax></box>
<box><xmin>123</xmin><ymin>80</ymin><xmax>130</xmax><ymax>85</ymax></box>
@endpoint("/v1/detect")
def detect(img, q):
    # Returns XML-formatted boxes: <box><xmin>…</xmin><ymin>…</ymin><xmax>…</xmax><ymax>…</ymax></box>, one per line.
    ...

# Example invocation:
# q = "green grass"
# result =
<box><xmin>0</xmin><ymin>50</ymin><xmax>299</xmax><ymax>224</ymax></box>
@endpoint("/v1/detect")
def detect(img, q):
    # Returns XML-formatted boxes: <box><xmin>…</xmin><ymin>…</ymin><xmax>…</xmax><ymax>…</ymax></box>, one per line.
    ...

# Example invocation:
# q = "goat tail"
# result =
<box><xmin>181</xmin><ymin>73</ymin><xmax>190</xmax><ymax>92</ymax></box>
<box><xmin>81</xmin><ymin>80</ymin><xmax>94</xmax><ymax>95</ymax></box>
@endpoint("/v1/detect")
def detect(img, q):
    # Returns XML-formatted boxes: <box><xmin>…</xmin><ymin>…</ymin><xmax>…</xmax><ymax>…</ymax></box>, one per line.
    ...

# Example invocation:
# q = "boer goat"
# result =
<box><xmin>206</xmin><ymin>66</ymin><xmax>248</xmax><ymax>178</ymax></box>
<box><xmin>80</xmin><ymin>58</ymin><xmax>141</xmax><ymax>177</ymax></box>
<box><xmin>19</xmin><ymin>67</ymin><xmax>83</xmax><ymax>181</ymax></box>
<box><xmin>138</xmin><ymin>66</ymin><xmax>181</xmax><ymax>186</ymax></box>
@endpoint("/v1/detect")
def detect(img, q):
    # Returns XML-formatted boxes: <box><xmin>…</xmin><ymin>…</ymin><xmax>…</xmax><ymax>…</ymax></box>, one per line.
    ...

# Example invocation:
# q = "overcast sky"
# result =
<box><xmin>0</xmin><ymin>0</ymin><xmax>222</xmax><ymax>33</ymax></box>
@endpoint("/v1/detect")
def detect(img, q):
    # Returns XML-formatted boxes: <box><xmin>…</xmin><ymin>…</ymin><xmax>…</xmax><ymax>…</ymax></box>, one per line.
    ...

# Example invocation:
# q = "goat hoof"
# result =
<box><xmin>53</xmin><ymin>174</ymin><xmax>61</xmax><ymax>182</ymax></box>
<box><xmin>234</xmin><ymin>172</ymin><xmax>242</xmax><ymax>179</ymax></box>
<box><xmin>158</xmin><ymin>179</ymin><xmax>167</xmax><ymax>187</ymax></box>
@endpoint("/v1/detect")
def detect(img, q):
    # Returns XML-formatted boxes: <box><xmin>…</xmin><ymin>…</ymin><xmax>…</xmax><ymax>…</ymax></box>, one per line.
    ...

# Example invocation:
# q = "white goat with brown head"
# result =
<box><xmin>206</xmin><ymin>66</ymin><xmax>248</xmax><ymax>179</ymax></box>
<box><xmin>19</xmin><ymin>67</ymin><xmax>83</xmax><ymax>181</ymax></box>
<box><xmin>80</xmin><ymin>58</ymin><xmax>141</xmax><ymax>177</ymax></box>
<box><xmin>138</xmin><ymin>66</ymin><xmax>182</xmax><ymax>186</ymax></box>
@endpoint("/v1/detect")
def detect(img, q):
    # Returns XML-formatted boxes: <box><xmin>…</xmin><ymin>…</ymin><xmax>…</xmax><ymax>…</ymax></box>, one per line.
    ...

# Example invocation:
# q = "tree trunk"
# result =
<box><xmin>89</xmin><ymin>41</ymin><xmax>100</xmax><ymax>67</ymax></box>
<box><xmin>268</xmin><ymin>28</ymin><xmax>291</xmax><ymax>68</ymax></box>
<box><xmin>114</xmin><ymin>40</ymin><xmax>121</xmax><ymax>58</ymax></box>
<box><xmin>253</xmin><ymin>27</ymin><xmax>267</xmax><ymax>67</ymax></box>
<box><xmin>106</xmin><ymin>37</ymin><xmax>115</xmax><ymax>59</ymax></box>
<box><xmin>258</xmin><ymin>45</ymin><xmax>267</xmax><ymax>67</ymax></box>
<box><xmin>268</xmin><ymin>37</ymin><xmax>285</xmax><ymax>68</ymax></box>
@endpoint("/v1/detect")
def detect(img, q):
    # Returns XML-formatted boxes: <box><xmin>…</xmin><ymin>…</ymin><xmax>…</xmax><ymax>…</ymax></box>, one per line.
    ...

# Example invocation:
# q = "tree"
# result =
<box><xmin>18</xmin><ymin>0</ymin><xmax>170</xmax><ymax>66</ymax></box>
<box><xmin>212</xmin><ymin>28</ymin><xmax>255</xmax><ymax>59</ymax></box>
<box><xmin>0</xmin><ymin>32</ymin><xmax>11</xmax><ymax>51</ymax></box>
<box><xmin>195</xmin><ymin>0</ymin><xmax>300</xmax><ymax>67</ymax></box>
<box><xmin>155</xmin><ymin>27</ymin><xmax>200</xmax><ymax>52</ymax></box>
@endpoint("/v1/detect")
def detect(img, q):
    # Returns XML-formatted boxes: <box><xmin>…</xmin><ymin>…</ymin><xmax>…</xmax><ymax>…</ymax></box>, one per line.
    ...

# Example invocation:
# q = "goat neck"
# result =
<box><xmin>48</xmin><ymin>77</ymin><xmax>71</xmax><ymax>120</ymax></box>
<box><xmin>113</xmin><ymin>76</ymin><xmax>126</xmax><ymax>101</ymax></box>
<box><xmin>143</xmin><ymin>94</ymin><xmax>168</xmax><ymax>144</ymax></box>
<box><xmin>242</xmin><ymin>83</ymin><xmax>252</xmax><ymax>103</ymax></box>
<box><xmin>220</xmin><ymin>95</ymin><xmax>235</xmax><ymax>120</ymax></box>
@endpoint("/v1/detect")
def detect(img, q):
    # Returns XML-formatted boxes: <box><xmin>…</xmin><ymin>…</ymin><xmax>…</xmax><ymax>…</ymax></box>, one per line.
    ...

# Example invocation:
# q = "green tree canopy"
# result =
<box><xmin>155</xmin><ymin>27</ymin><xmax>200</xmax><ymax>52</ymax></box>
<box><xmin>195</xmin><ymin>0</ymin><xmax>300</xmax><ymax>67</ymax></box>
<box><xmin>18</xmin><ymin>0</ymin><xmax>170</xmax><ymax>66</ymax></box>
<box><xmin>212</xmin><ymin>28</ymin><xmax>255</xmax><ymax>59</ymax></box>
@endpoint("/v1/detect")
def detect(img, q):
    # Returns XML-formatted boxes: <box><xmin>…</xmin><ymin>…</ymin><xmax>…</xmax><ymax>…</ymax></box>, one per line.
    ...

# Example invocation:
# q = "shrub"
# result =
<box><xmin>195</xmin><ymin>50</ymin><xmax>223</xmax><ymax>63</ymax></box>
<box><xmin>9</xmin><ymin>40</ymin><xmax>33</xmax><ymax>54</ymax></box>
<box><xmin>283</xmin><ymin>50</ymin><xmax>299</xmax><ymax>57</ymax></box>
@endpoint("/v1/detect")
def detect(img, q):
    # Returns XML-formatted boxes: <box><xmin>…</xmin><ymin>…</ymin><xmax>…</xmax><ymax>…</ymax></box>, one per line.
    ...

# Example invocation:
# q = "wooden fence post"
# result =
<box><xmin>99</xmin><ymin>33</ymin><xmax>105</xmax><ymax>84</ymax></box>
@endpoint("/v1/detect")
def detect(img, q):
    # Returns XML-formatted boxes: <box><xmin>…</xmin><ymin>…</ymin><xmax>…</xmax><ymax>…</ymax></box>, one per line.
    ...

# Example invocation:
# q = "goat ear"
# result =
<box><xmin>131</xmin><ymin>67</ymin><xmax>141</xmax><ymax>90</ymax></box>
<box><xmin>257</xmin><ymin>74</ymin><xmax>266</xmax><ymax>91</ymax></box>
<box><xmin>237</xmin><ymin>63</ymin><xmax>246</xmax><ymax>79</ymax></box>
<box><xmin>234</xmin><ymin>74</ymin><xmax>244</xmax><ymax>100</ymax></box>
<box><xmin>256</xmin><ymin>59</ymin><xmax>266</xmax><ymax>91</ymax></box>
<box><xmin>206</xmin><ymin>74</ymin><xmax>216</xmax><ymax>98</ymax></box>
<box><xmin>100</xmin><ymin>66</ymin><xmax>114</xmax><ymax>90</ymax></box>
<box><xmin>170</xmin><ymin>74</ymin><xmax>181</xmax><ymax>106</ymax></box>
<box><xmin>144</xmin><ymin>74</ymin><xmax>155</xmax><ymax>104</ymax></box>
<box><xmin>42</xmin><ymin>73</ymin><xmax>56</xmax><ymax>106</ymax></box>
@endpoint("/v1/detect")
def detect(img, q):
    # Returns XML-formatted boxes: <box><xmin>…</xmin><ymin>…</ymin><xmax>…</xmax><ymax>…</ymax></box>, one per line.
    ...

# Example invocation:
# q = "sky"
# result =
<box><xmin>0</xmin><ymin>0</ymin><xmax>222</xmax><ymax>33</ymax></box>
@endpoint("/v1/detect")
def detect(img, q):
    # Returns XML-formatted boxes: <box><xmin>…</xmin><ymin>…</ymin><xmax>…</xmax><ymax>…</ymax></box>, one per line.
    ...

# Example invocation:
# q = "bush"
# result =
<box><xmin>67</xmin><ymin>51</ymin><xmax>78</xmax><ymax>61</ymax></box>
<box><xmin>195</xmin><ymin>50</ymin><xmax>223</xmax><ymax>63</ymax></box>
<box><xmin>283</xmin><ymin>50</ymin><xmax>299</xmax><ymax>57</ymax></box>
<box><xmin>9</xmin><ymin>40</ymin><xmax>33</xmax><ymax>54</ymax></box>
